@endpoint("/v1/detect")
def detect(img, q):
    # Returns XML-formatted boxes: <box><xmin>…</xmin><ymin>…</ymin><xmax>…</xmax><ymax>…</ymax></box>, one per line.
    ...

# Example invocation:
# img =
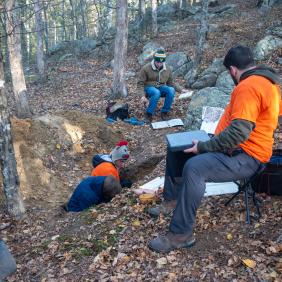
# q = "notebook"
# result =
<box><xmin>151</xmin><ymin>119</ymin><xmax>184</xmax><ymax>129</ymax></box>
<box><xmin>166</xmin><ymin>130</ymin><xmax>210</xmax><ymax>152</ymax></box>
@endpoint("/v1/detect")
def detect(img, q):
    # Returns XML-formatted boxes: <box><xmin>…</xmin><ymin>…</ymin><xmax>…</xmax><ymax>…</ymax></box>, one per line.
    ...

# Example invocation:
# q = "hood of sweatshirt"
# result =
<box><xmin>240</xmin><ymin>65</ymin><xmax>281</xmax><ymax>85</ymax></box>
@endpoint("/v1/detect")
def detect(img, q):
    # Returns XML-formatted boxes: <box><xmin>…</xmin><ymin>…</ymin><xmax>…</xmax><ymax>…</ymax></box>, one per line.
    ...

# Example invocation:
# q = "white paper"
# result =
<box><xmin>204</xmin><ymin>182</ymin><xmax>238</xmax><ymax>196</ymax></box>
<box><xmin>134</xmin><ymin>176</ymin><xmax>238</xmax><ymax>197</ymax></box>
<box><xmin>133</xmin><ymin>176</ymin><xmax>165</xmax><ymax>195</ymax></box>
<box><xmin>179</xmin><ymin>90</ymin><xmax>193</xmax><ymax>99</ymax></box>
<box><xmin>151</xmin><ymin>118</ymin><xmax>184</xmax><ymax>129</ymax></box>
<box><xmin>0</xmin><ymin>80</ymin><xmax>4</xmax><ymax>88</ymax></box>
<box><xmin>200</xmin><ymin>106</ymin><xmax>224</xmax><ymax>134</ymax></box>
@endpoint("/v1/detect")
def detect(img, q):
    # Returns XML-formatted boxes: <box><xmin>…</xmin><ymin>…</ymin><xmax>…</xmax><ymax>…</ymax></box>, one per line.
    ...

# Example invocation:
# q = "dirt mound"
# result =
<box><xmin>0</xmin><ymin>111</ymin><xmax>123</xmax><ymax>208</ymax></box>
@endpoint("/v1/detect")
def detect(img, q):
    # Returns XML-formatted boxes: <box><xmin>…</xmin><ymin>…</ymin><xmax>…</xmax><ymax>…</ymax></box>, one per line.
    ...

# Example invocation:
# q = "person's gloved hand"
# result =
<box><xmin>120</xmin><ymin>179</ymin><xmax>133</xmax><ymax>188</ymax></box>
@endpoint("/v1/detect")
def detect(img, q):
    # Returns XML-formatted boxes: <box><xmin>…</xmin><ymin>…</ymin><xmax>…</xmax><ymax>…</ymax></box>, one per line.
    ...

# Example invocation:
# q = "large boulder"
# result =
<box><xmin>187</xmin><ymin>58</ymin><xmax>225</xmax><ymax>89</ymax></box>
<box><xmin>267</xmin><ymin>25</ymin><xmax>282</xmax><ymax>37</ymax></box>
<box><xmin>49</xmin><ymin>39</ymin><xmax>97</xmax><ymax>57</ymax></box>
<box><xmin>138</xmin><ymin>42</ymin><xmax>164</xmax><ymax>65</ymax></box>
<box><xmin>166</xmin><ymin>52</ymin><xmax>192</xmax><ymax>77</ymax></box>
<box><xmin>253</xmin><ymin>35</ymin><xmax>282</xmax><ymax>60</ymax></box>
<box><xmin>158</xmin><ymin>20</ymin><xmax>176</xmax><ymax>32</ymax></box>
<box><xmin>211</xmin><ymin>4</ymin><xmax>236</xmax><ymax>17</ymax></box>
<box><xmin>185</xmin><ymin>87</ymin><xmax>230</xmax><ymax>130</ymax></box>
<box><xmin>157</xmin><ymin>4</ymin><xmax>177</xmax><ymax>18</ymax></box>
<box><xmin>215</xmin><ymin>70</ymin><xmax>235</xmax><ymax>95</ymax></box>
<box><xmin>181</xmin><ymin>6</ymin><xmax>201</xmax><ymax>17</ymax></box>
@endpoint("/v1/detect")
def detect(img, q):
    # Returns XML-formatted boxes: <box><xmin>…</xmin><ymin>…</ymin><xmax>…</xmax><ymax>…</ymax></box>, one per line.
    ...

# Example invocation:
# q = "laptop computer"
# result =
<box><xmin>166</xmin><ymin>130</ymin><xmax>210</xmax><ymax>152</ymax></box>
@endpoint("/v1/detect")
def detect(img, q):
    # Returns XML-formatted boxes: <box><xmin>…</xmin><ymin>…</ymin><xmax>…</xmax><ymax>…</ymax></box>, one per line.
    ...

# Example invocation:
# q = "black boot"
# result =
<box><xmin>145</xmin><ymin>112</ymin><xmax>153</xmax><ymax>123</ymax></box>
<box><xmin>161</xmin><ymin>112</ymin><xmax>169</xmax><ymax>121</ymax></box>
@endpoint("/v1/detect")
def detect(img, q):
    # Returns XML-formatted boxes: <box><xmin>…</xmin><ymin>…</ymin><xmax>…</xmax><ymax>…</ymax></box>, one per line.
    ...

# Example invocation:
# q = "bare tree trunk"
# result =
<box><xmin>177</xmin><ymin>0</ymin><xmax>183</xmax><ymax>9</ymax></box>
<box><xmin>257</xmin><ymin>0</ymin><xmax>278</xmax><ymax>13</ymax></box>
<box><xmin>112</xmin><ymin>0</ymin><xmax>128</xmax><ymax>98</ymax></box>
<box><xmin>5</xmin><ymin>0</ymin><xmax>32</xmax><ymax>118</ymax></box>
<box><xmin>34</xmin><ymin>0</ymin><xmax>45</xmax><ymax>80</ymax></box>
<box><xmin>186</xmin><ymin>0</ymin><xmax>209</xmax><ymax>87</ymax></box>
<box><xmin>139</xmin><ymin>0</ymin><xmax>146</xmax><ymax>40</ymax></box>
<box><xmin>19</xmin><ymin>0</ymin><xmax>28</xmax><ymax>68</ymax></box>
<box><xmin>61</xmin><ymin>0</ymin><xmax>67</xmax><ymax>40</ymax></box>
<box><xmin>0</xmin><ymin>11</ymin><xmax>10</xmax><ymax>75</ymax></box>
<box><xmin>106</xmin><ymin>0</ymin><xmax>114</xmax><ymax>29</ymax></box>
<box><xmin>0</xmin><ymin>52</ymin><xmax>25</xmax><ymax>219</ymax></box>
<box><xmin>69</xmin><ymin>0</ymin><xmax>78</xmax><ymax>40</ymax></box>
<box><xmin>151</xmin><ymin>0</ymin><xmax>157</xmax><ymax>37</ymax></box>
<box><xmin>43</xmin><ymin>2</ymin><xmax>49</xmax><ymax>53</ymax></box>
<box><xmin>188</xmin><ymin>0</ymin><xmax>194</xmax><ymax>6</ymax></box>
<box><xmin>79</xmin><ymin>0</ymin><xmax>87</xmax><ymax>38</ymax></box>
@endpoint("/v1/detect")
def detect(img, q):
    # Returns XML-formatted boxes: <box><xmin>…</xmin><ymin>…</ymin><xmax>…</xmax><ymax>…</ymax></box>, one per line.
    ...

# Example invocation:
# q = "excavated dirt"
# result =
<box><xmin>0</xmin><ymin>111</ymin><xmax>124</xmax><ymax>208</ymax></box>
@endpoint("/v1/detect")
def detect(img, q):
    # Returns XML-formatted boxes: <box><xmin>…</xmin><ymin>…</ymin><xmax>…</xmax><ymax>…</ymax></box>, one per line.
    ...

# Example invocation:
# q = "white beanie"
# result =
<box><xmin>110</xmin><ymin>140</ymin><xmax>130</xmax><ymax>162</ymax></box>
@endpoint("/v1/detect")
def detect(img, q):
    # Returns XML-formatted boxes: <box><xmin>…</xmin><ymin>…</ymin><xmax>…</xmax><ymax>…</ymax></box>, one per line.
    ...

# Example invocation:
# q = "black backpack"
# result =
<box><xmin>106</xmin><ymin>102</ymin><xmax>130</xmax><ymax>121</ymax></box>
<box><xmin>251</xmin><ymin>150</ymin><xmax>282</xmax><ymax>195</ymax></box>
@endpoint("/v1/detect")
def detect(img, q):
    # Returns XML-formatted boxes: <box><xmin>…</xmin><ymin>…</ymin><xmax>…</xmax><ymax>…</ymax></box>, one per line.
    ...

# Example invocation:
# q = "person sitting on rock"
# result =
<box><xmin>91</xmin><ymin>140</ymin><xmax>132</xmax><ymax>187</ymax></box>
<box><xmin>66</xmin><ymin>175</ymin><xmax>121</xmax><ymax>212</ymax></box>
<box><xmin>137</xmin><ymin>49</ymin><xmax>188</xmax><ymax>122</ymax></box>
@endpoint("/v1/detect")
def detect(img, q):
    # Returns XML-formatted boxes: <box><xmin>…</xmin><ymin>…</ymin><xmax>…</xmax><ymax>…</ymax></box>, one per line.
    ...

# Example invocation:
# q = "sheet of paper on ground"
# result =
<box><xmin>134</xmin><ymin>176</ymin><xmax>165</xmax><ymax>194</ymax></box>
<box><xmin>151</xmin><ymin>119</ymin><xmax>184</xmax><ymax>129</ymax></box>
<box><xmin>134</xmin><ymin>176</ymin><xmax>238</xmax><ymax>196</ymax></box>
<box><xmin>200</xmin><ymin>106</ymin><xmax>224</xmax><ymax>134</ymax></box>
<box><xmin>178</xmin><ymin>90</ymin><xmax>194</xmax><ymax>100</ymax></box>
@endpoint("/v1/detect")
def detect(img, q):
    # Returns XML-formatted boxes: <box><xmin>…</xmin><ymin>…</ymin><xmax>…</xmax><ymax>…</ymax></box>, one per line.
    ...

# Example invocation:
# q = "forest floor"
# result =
<box><xmin>1</xmin><ymin>0</ymin><xmax>282</xmax><ymax>281</ymax></box>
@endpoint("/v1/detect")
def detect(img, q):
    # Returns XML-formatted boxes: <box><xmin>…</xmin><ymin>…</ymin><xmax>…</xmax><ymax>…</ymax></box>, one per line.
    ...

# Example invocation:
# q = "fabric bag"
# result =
<box><xmin>252</xmin><ymin>150</ymin><xmax>282</xmax><ymax>195</ymax></box>
<box><xmin>106</xmin><ymin>102</ymin><xmax>130</xmax><ymax>121</ymax></box>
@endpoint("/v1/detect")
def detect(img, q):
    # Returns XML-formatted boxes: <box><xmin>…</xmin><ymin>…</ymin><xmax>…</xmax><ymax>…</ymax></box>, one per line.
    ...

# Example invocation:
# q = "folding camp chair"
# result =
<box><xmin>225</xmin><ymin>163</ymin><xmax>265</xmax><ymax>224</ymax></box>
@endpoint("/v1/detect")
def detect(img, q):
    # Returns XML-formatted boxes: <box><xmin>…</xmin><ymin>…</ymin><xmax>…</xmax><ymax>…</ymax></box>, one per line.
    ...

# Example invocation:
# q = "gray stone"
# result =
<box><xmin>215</xmin><ymin>70</ymin><xmax>235</xmax><ymax>95</ymax></box>
<box><xmin>138</xmin><ymin>42</ymin><xmax>164</xmax><ymax>65</ymax></box>
<box><xmin>278</xmin><ymin>57</ymin><xmax>282</xmax><ymax>65</ymax></box>
<box><xmin>125</xmin><ymin>70</ymin><xmax>136</xmax><ymax>80</ymax></box>
<box><xmin>208</xmin><ymin>23</ymin><xmax>220</xmax><ymax>33</ymax></box>
<box><xmin>158</xmin><ymin>20</ymin><xmax>176</xmax><ymax>33</ymax></box>
<box><xmin>0</xmin><ymin>240</ymin><xmax>17</xmax><ymax>280</ymax></box>
<box><xmin>49</xmin><ymin>39</ymin><xmax>97</xmax><ymax>56</ymax></box>
<box><xmin>190</xmin><ymin>73</ymin><xmax>218</xmax><ymax>89</ymax></box>
<box><xmin>181</xmin><ymin>6</ymin><xmax>201</xmax><ymax>16</ymax></box>
<box><xmin>254</xmin><ymin>35</ymin><xmax>282</xmax><ymax>60</ymax></box>
<box><xmin>209</xmin><ymin>0</ymin><xmax>219</xmax><ymax>7</ymax></box>
<box><xmin>212</xmin><ymin>4</ymin><xmax>236</xmax><ymax>16</ymax></box>
<box><xmin>157</xmin><ymin>4</ymin><xmax>177</xmax><ymax>18</ymax></box>
<box><xmin>185</xmin><ymin>87</ymin><xmax>229</xmax><ymax>130</ymax></box>
<box><xmin>166</xmin><ymin>52</ymin><xmax>192</xmax><ymax>77</ymax></box>
<box><xmin>188</xmin><ymin>58</ymin><xmax>225</xmax><ymax>89</ymax></box>
<box><xmin>267</xmin><ymin>25</ymin><xmax>282</xmax><ymax>37</ymax></box>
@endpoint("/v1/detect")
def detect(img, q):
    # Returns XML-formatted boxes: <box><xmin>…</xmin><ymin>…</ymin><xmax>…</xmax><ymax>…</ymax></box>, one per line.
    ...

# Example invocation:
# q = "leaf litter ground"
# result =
<box><xmin>1</xmin><ymin>0</ymin><xmax>282</xmax><ymax>281</ymax></box>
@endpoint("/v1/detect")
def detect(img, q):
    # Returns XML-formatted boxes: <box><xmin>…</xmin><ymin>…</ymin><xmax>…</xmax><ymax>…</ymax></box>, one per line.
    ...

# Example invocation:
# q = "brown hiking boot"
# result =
<box><xmin>148</xmin><ymin>200</ymin><xmax>177</xmax><ymax>218</ymax></box>
<box><xmin>149</xmin><ymin>232</ymin><xmax>196</xmax><ymax>253</ymax></box>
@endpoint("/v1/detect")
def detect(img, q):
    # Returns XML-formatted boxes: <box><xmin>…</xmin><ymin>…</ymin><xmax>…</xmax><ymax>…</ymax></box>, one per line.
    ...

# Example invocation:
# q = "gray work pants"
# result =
<box><xmin>164</xmin><ymin>151</ymin><xmax>260</xmax><ymax>234</ymax></box>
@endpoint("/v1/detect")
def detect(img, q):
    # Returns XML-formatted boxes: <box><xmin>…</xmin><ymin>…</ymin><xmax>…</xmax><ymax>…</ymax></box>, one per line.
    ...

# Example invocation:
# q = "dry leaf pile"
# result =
<box><xmin>1</xmin><ymin>0</ymin><xmax>282</xmax><ymax>281</ymax></box>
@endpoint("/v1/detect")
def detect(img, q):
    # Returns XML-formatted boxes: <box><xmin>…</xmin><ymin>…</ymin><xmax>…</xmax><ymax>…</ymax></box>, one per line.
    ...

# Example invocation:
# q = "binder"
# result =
<box><xmin>166</xmin><ymin>130</ymin><xmax>210</xmax><ymax>152</ymax></box>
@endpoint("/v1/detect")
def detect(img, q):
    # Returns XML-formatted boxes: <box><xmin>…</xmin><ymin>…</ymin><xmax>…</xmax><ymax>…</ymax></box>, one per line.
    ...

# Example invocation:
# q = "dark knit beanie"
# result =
<box><xmin>154</xmin><ymin>49</ymin><xmax>166</xmax><ymax>62</ymax></box>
